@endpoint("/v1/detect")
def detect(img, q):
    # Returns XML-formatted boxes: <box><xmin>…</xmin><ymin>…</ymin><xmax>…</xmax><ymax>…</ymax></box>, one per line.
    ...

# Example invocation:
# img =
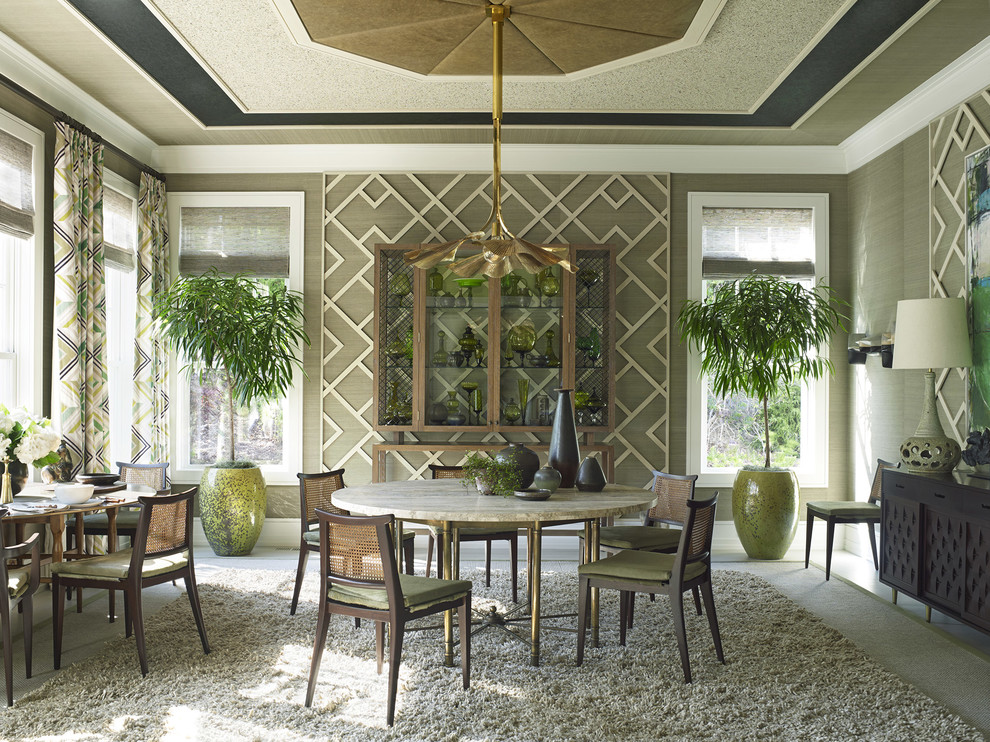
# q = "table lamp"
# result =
<box><xmin>892</xmin><ymin>297</ymin><xmax>972</xmax><ymax>473</ymax></box>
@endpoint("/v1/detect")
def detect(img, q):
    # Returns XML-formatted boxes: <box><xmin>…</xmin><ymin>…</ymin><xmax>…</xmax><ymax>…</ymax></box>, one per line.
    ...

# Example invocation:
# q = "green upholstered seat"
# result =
<box><xmin>50</xmin><ymin>549</ymin><xmax>188</xmax><ymax>581</ymax></box>
<box><xmin>577</xmin><ymin>550</ymin><xmax>707</xmax><ymax>586</ymax></box>
<box><xmin>585</xmin><ymin>524</ymin><xmax>682</xmax><ymax>551</ymax></box>
<box><xmin>806</xmin><ymin>500</ymin><xmax>879</xmax><ymax>518</ymax></box>
<box><xmin>303</xmin><ymin>528</ymin><xmax>415</xmax><ymax>545</ymax></box>
<box><xmin>329</xmin><ymin>573</ymin><xmax>472</xmax><ymax>612</ymax></box>
<box><xmin>82</xmin><ymin>509</ymin><xmax>141</xmax><ymax>531</ymax></box>
<box><xmin>6</xmin><ymin>567</ymin><xmax>31</xmax><ymax>600</ymax></box>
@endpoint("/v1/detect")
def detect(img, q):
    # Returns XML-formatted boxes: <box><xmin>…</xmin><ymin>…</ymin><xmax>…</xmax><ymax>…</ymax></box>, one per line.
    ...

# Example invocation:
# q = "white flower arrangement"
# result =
<box><xmin>0</xmin><ymin>404</ymin><xmax>61</xmax><ymax>468</ymax></box>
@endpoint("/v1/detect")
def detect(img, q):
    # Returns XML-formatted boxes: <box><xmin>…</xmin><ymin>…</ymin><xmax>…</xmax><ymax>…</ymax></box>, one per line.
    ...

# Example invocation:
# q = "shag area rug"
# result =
<box><xmin>1</xmin><ymin>568</ymin><xmax>982</xmax><ymax>741</ymax></box>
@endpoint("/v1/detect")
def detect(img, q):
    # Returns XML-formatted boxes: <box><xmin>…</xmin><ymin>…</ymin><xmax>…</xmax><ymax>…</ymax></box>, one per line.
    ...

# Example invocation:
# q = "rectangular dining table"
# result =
<box><xmin>332</xmin><ymin>479</ymin><xmax>656</xmax><ymax>666</ymax></box>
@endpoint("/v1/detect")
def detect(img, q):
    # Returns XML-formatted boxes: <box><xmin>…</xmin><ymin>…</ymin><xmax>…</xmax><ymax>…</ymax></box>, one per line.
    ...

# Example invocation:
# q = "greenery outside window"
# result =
<box><xmin>166</xmin><ymin>192</ymin><xmax>305</xmax><ymax>485</ymax></box>
<box><xmin>686</xmin><ymin>192</ymin><xmax>830</xmax><ymax>488</ymax></box>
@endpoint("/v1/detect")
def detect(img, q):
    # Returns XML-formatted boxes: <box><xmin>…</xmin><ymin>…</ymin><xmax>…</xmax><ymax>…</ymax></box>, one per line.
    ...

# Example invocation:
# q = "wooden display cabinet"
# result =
<box><xmin>373</xmin><ymin>244</ymin><xmax>616</xmax><ymax>435</ymax></box>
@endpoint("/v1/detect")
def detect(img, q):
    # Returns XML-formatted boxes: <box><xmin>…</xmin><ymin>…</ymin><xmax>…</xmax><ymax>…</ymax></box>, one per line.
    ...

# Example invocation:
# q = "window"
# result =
<box><xmin>104</xmin><ymin>172</ymin><xmax>138</xmax><ymax>464</ymax></box>
<box><xmin>167</xmin><ymin>192</ymin><xmax>305</xmax><ymax>484</ymax></box>
<box><xmin>686</xmin><ymin>193</ymin><xmax>830</xmax><ymax>488</ymax></box>
<box><xmin>0</xmin><ymin>111</ymin><xmax>43</xmax><ymax>414</ymax></box>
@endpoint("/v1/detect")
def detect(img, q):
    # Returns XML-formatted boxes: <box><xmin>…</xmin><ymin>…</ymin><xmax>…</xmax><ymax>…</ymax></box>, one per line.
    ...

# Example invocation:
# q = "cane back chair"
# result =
<box><xmin>0</xmin><ymin>530</ymin><xmax>40</xmax><ymax>706</ymax></box>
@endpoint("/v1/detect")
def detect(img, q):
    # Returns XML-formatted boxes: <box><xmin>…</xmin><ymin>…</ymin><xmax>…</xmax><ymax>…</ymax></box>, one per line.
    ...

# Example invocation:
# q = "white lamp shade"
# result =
<box><xmin>892</xmin><ymin>297</ymin><xmax>972</xmax><ymax>370</ymax></box>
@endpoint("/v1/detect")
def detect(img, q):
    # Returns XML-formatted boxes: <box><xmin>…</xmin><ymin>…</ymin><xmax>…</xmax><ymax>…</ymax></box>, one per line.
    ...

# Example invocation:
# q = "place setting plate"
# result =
<box><xmin>63</xmin><ymin>497</ymin><xmax>105</xmax><ymax>509</ymax></box>
<box><xmin>7</xmin><ymin>500</ymin><xmax>69</xmax><ymax>513</ymax></box>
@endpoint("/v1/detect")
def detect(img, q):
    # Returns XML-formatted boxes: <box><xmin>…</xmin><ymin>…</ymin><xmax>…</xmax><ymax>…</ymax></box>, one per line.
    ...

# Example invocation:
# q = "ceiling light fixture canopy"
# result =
<box><xmin>403</xmin><ymin>3</ymin><xmax>574</xmax><ymax>279</ymax></box>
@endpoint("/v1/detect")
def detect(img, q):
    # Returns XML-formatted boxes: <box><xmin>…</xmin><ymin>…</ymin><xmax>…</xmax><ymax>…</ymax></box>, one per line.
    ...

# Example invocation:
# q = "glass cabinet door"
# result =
<box><xmin>498</xmin><ymin>268</ymin><xmax>564</xmax><ymax>429</ymax></box>
<box><xmin>573</xmin><ymin>247</ymin><xmax>614</xmax><ymax>431</ymax></box>
<box><xmin>423</xmin><ymin>268</ymin><xmax>491</xmax><ymax>430</ymax></box>
<box><xmin>376</xmin><ymin>248</ymin><xmax>416</xmax><ymax>429</ymax></box>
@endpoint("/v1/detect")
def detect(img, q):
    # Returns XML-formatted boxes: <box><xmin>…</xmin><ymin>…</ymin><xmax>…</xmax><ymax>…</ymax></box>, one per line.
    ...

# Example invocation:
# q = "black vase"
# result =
<box><xmin>0</xmin><ymin>459</ymin><xmax>29</xmax><ymax>495</ymax></box>
<box><xmin>576</xmin><ymin>455</ymin><xmax>606</xmax><ymax>492</ymax></box>
<box><xmin>496</xmin><ymin>443</ymin><xmax>540</xmax><ymax>489</ymax></box>
<box><xmin>549</xmin><ymin>388</ymin><xmax>581</xmax><ymax>488</ymax></box>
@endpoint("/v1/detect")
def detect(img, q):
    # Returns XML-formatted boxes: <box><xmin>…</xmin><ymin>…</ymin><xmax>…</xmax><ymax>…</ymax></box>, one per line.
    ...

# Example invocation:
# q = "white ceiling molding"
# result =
<box><xmin>152</xmin><ymin>142</ymin><xmax>847</xmax><ymax>175</ymax></box>
<box><xmin>0</xmin><ymin>32</ymin><xmax>156</xmax><ymax>163</ymax></box>
<box><xmin>840</xmin><ymin>33</ymin><xmax>990</xmax><ymax>172</ymax></box>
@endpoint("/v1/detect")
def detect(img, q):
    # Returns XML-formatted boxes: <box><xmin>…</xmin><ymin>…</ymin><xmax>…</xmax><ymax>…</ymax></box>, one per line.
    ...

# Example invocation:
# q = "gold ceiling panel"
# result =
<box><xmin>289</xmin><ymin>0</ymin><xmax>705</xmax><ymax>75</ymax></box>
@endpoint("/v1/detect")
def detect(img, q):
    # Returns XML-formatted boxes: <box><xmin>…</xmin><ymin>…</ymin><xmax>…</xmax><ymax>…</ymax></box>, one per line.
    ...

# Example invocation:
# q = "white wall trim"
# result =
<box><xmin>0</xmin><ymin>32</ymin><xmax>156</xmax><ymax>164</ymax></box>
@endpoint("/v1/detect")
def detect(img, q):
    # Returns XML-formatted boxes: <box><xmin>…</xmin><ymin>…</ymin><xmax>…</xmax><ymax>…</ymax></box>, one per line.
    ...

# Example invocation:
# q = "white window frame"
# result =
<box><xmin>104</xmin><ymin>170</ymin><xmax>138</xmax><ymax>466</ymax></box>
<box><xmin>166</xmin><ymin>191</ymin><xmax>305</xmax><ymax>485</ymax></box>
<box><xmin>0</xmin><ymin>108</ymin><xmax>43</xmax><ymax>417</ymax></box>
<box><xmin>686</xmin><ymin>192</ymin><xmax>830</xmax><ymax>489</ymax></box>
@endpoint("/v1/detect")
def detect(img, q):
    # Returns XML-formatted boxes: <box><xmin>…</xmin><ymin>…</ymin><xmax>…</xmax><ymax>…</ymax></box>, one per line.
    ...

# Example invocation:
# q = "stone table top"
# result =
<box><xmin>333</xmin><ymin>479</ymin><xmax>656</xmax><ymax>527</ymax></box>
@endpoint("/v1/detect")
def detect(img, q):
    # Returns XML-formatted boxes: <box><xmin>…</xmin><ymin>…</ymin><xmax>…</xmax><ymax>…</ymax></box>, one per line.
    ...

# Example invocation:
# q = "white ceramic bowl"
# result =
<box><xmin>54</xmin><ymin>483</ymin><xmax>95</xmax><ymax>504</ymax></box>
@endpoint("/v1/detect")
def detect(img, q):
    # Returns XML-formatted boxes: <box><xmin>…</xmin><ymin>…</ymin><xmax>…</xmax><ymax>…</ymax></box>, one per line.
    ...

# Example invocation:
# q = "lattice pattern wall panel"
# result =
<box><xmin>322</xmin><ymin>173</ymin><xmax>670</xmax><ymax>486</ymax></box>
<box><xmin>929</xmin><ymin>87</ymin><xmax>990</xmax><ymax>443</ymax></box>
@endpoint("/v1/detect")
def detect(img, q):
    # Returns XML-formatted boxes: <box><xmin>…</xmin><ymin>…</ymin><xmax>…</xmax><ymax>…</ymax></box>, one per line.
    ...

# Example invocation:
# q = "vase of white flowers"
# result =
<box><xmin>0</xmin><ymin>404</ymin><xmax>62</xmax><ymax>500</ymax></box>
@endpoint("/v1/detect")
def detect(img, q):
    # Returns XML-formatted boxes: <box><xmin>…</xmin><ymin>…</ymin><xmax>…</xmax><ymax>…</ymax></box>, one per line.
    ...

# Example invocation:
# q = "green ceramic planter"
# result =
<box><xmin>199</xmin><ymin>465</ymin><xmax>267</xmax><ymax>556</ymax></box>
<box><xmin>731</xmin><ymin>467</ymin><xmax>799</xmax><ymax>560</ymax></box>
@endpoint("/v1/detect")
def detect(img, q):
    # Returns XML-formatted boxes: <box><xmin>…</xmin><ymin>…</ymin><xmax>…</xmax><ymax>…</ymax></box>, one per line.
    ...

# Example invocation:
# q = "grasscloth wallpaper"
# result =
<box><xmin>321</xmin><ymin>173</ymin><xmax>670</xmax><ymax>487</ymax></box>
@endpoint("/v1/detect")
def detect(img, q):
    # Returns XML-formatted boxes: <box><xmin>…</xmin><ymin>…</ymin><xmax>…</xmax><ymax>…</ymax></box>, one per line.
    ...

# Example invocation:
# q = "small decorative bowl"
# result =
<box><xmin>76</xmin><ymin>472</ymin><xmax>118</xmax><ymax>486</ymax></box>
<box><xmin>514</xmin><ymin>488</ymin><xmax>552</xmax><ymax>501</ymax></box>
<box><xmin>54</xmin><ymin>483</ymin><xmax>95</xmax><ymax>504</ymax></box>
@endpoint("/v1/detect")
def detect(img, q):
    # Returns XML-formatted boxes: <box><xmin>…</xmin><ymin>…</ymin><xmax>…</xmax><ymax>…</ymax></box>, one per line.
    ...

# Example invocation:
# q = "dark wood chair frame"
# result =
<box><xmin>804</xmin><ymin>458</ymin><xmax>897</xmax><ymax>580</ymax></box>
<box><xmin>0</xmin><ymin>531</ymin><xmax>40</xmax><ymax>706</ymax></box>
<box><xmin>291</xmin><ymin>469</ymin><xmax>414</xmax><ymax>616</ymax></box>
<box><xmin>53</xmin><ymin>487</ymin><xmax>210</xmax><ymax>677</ymax></box>
<box><xmin>427</xmin><ymin>464</ymin><xmax>519</xmax><ymax>602</ymax></box>
<box><xmin>305</xmin><ymin>509</ymin><xmax>471</xmax><ymax>726</ymax></box>
<box><xmin>576</xmin><ymin>493</ymin><xmax>724</xmax><ymax>684</ymax></box>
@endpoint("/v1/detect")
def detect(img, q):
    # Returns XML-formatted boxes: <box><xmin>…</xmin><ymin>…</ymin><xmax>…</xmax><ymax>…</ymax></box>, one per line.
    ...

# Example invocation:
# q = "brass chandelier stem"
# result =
<box><xmin>489</xmin><ymin>3</ymin><xmax>506</xmax><ymax>239</ymax></box>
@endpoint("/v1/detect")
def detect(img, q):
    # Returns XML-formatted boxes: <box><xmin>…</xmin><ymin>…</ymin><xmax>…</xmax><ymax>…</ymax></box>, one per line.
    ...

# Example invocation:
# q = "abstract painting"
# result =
<box><xmin>967</xmin><ymin>143</ymin><xmax>990</xmax><ymax>428</ymax></box>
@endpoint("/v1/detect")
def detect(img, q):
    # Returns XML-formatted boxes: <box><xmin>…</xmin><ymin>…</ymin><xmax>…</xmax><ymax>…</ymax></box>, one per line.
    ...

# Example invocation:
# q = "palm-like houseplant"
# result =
<box><xmin>677</xmin><ymin>274</ymin><xmax>847</xmax><ymax>558</ymax></box>
<box><xmin>154</xmin><ymin>268</ymin><xmax>309</xmax><ymax>555</ymax></box>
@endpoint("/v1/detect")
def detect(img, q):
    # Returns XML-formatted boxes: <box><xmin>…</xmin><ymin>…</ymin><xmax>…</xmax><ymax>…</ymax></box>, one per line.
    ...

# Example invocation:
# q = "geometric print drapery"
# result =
<box><xmin>131</xmin><ymin>172</ymin><xmax>170</xmax><ymax>466</ymax></box>
<box><xmin>53</xmin><ymin>120</ymin><xmax>109</xmax><ymax>476</ymax></box>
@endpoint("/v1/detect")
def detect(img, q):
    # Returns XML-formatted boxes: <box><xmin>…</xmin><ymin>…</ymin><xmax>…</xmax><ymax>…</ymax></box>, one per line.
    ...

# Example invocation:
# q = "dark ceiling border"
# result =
<box><xmin>68</xmin><ymin>0</ymin><xmax>928</xmax><ymax>129</ymax></box>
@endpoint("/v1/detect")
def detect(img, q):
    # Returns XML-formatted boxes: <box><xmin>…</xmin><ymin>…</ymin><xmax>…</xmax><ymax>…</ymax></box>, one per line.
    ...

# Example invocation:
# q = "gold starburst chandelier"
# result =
<box><xmin>403</xmin><ymin>3</ymin><xmax>574</xmax><ymax>279</ymax></box>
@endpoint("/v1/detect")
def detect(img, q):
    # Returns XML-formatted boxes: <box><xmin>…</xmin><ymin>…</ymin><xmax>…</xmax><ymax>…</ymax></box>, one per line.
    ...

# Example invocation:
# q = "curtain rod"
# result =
<box><xmin>0</xmin><ymin>73</ymin><xmax>165</xmax><ymax>182</ymax></box>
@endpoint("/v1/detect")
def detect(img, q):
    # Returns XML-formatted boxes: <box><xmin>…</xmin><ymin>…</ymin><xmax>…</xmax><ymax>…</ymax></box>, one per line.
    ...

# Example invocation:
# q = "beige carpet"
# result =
<box><xmin>1</xmin><ymin>568</ymin><xmax>982</xmax><ymax>741</ymax></box>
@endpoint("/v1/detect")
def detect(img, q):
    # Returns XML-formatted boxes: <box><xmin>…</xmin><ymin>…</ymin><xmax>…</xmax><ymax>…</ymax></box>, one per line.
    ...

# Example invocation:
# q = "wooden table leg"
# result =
<box><xmin>75</xmin><ymin>514</ymin><xmax>85</xmax><ymax>612</ymax></box>
<box><xmin>589</xmin><ymin>518</ymin><xmax>600</xmax><ymax>648</ymax></box>
<box><xmin>107</xmin><ymin>507</ymin><xmax>118</xmax><ymax>623</ymax></box>
<box><xmin>440</xmin><ymin>521</ymin><xmax>454</xmax><ymax>667</ymax></box>
<box><xmin>530</xmin><ymin>521</ymin><xmax>542</xmax><ymax>667</ymax></box>
<box><xmin>50</xmin><ymin>514</ymin><xmax>65</xmax><ymax>564</ymax></box>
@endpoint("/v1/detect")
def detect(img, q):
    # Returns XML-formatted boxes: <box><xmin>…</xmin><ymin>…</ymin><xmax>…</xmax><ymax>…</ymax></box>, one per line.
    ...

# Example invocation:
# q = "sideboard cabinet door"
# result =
<box><xmin>881</xmin><ymin>474</ymin><xmax>921</xmax><ymax>593</ymax></box>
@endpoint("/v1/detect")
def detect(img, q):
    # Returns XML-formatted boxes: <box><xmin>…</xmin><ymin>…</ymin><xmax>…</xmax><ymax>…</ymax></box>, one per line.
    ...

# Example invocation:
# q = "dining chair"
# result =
<box><xmin>305</xmin><ymin>509</ymin><xmax>472</xmax><ymax>726</ymax></box>
<box><xmin>427</xmin><ymin>464</ymin><xmax>519</xmax><ymax>602</ymax></box>
<box><xmin>291</xmin><ymin>470</ymin><xmax>415</xmax><ymax>616</ymax></box>
<box><xmin>79</xmin><ymin>461</ymin><xmax>170</xmax><ymax>544</ymax></box>
<box><xmin>51</xmin><ymin>487</ymin><xmax>210</xmax><ymax>676</ymax></box>
<box><xmin>0</xmin><ymin>530</ymin><xmax>40</xmax><ymax>706</ymax></box>
<box><xmin>576</xmin><ymin>492</ymin><xmax>723</xmax><ymax>684</ymax></box>
<box><xmin>805</xmin><ymin>458</ymin><xmax>898</xmax><ymax>580</ymax></box>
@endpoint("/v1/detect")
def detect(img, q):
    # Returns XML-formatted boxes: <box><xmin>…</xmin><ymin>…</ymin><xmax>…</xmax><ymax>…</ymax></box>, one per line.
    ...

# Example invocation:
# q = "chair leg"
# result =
<box><xmin>426</xmin><ymin>535</ymin><xmax>435</xmax><ymax>578</ymax></box>
<box><xmin>458</xmin><ymin>596</ymin><xmax>471</xmax><ymax>689</ymax></box>
<box><xmin>21</xmin><ymin>595</ymin><xmax>33</xmax><ymax>680</ymax></box>
<box><xmin>825</xmin><ymin>519</ymin><xmax>835</xmax><ymax>581</ymax></box>
<box><xmin>485</xmin><ymin>540</ymin><xmax>492</xmax><ymax>587</ymax></box>
<box><xmin>576</xmin><ymin>576</ymin><xmax>589</xmax><ymax>665</ymax></box>
<box><xmin>509</xmin><ymin>532</ymin><xmax>519</xmax><ymax>603</ymax></box>
<box><xmin>2</xmin><ymin>605</ymin><xmax>12</xmax><ymax>707</ymax></box>
<box><xmin>185</xmin><ymin>572</ymin><xmax>211</xmax><ymax>655</ymax></box>
<box><xmin>700</xmin><ymin>579</ymin><xmax>724</xmax><ymax>663</ymax></box>
<box><xmin>305</xmin><ymin>602</ymin><xmax>332</xmax><ymax>707</ymax></box>
<box><xmin>128</xmin><ymin>586</ymin><xmax>149</xmax><ymax>677</ymax></box>
<box><xmin>867</xmin><ymin>522</ymin><xmax>879</xmax><ymax>570</ymax></box>
<box><xmin>627</xmin><ymin>590</ymin><xmax>635</xmax><ymax>631</ymax></box>
<box><xmin>52</xmin><ymin>577</ymin><xmax>65</xmax><ymax>671</ymax></box>
<box><xmin>670</xmin><ymin>589</ymin><xmax>691</xmax><ymax>683</ymax></box>
<box><xmin>375</xmin><ymin>620</ymin><xmax>385</xmax><ymax>675</ymax></box>
<box><xmin>386</xmin><ymin>620</ymin><xmax>405</xmax><ymax>727</ymax></box>
<box><xmin>290</xmin><ymin>545</ymin><xmax>309</xmax><ymax>615</ymax></box>
<box><xmin>619</xmin><ymin>590</ymin><xmax>629</xmax><ymax>646</ymax></box>
<box><xmin>805</xmin><ymin>511</ymin><xmax>814</xmax><ymax>569</ymax></box>
<box><xmin>692</xmin><ymin>586</ymin><xmax>702</xmax><ymax>616</ymax></box>
<box><xmin>403</xmin><ymin>538</ymin><xmax>414</xmax><ymax>576</ymax></box>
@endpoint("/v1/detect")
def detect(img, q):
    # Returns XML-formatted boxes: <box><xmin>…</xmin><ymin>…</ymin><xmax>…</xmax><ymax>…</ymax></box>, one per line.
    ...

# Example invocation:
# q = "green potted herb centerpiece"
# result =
<box><xmin>461</xmin><ymin>451</ymin><xmax>522</xmax><ymax>496</ymax></box>
<box><xmin>154</xmin><ymin>268</ymin><xmax>309</xmax><ymax>556</ymax></box>
<box><xmin>677</xmin><ymin>275</ymin><xmax>846</xmax><ymax>559</ymax></box>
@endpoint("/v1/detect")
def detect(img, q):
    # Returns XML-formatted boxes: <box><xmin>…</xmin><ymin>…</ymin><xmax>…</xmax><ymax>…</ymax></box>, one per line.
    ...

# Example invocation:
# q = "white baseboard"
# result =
<box><xmin>194</xmin><ymin>518</ymin><xmax>836</xmax><ymax>563</ymax></box>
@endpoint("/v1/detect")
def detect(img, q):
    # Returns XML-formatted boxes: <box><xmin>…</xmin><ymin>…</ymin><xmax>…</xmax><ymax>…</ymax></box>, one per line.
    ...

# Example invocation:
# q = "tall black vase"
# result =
<box><xmin>549</xmin><ymin>388</ymin><xmax>581</xmax><ymax>488</ymax></box>
<box><xmin>496</xmin><ymin>443</ymin><xmax>540</xmax><ymax>489</ymax></box>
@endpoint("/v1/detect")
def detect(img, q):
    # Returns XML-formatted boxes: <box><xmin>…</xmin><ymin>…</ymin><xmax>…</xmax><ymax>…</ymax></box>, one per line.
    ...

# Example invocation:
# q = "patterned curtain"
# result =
<box><xmin>53</xmin><ymin>121</ymin><xmax>108</xmax><ymax>475</ymax></box>
<box><xmin>131</xmin><ymin>172</ymin><xmax>170</xmax><ymax>466</ymax></box>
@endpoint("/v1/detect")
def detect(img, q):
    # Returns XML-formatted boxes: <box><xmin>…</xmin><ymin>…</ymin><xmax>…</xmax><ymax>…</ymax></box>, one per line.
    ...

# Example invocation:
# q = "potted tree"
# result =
<box><xmin>154</xmin><ymin>268</ymin><xmax>309</xmax><ymax>555</ymax></box>
<box><xmin>677</xmin><ymin>274</ymin><xmax>846</xmax><ymax>559</ymax></box>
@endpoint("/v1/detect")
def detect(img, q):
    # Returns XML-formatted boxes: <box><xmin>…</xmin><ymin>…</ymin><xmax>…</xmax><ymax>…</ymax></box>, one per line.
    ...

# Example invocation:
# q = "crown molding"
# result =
<box><xmin>0</xmin><ymin>32</ymin><xmax>156</xmax><ymax>163</ymax></box>
<box><xmin>840</xmin><ymin>33</ymin><xmax>990</xmax><ymax>172</ymax></box>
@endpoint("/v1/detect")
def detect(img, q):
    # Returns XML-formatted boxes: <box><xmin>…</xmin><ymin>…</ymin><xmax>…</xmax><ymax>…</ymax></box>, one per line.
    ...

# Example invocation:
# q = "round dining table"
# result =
<box><xmin>333</xmin><ymin>479</ymin><xmax>656</xmax><ymax>666</ymax></box>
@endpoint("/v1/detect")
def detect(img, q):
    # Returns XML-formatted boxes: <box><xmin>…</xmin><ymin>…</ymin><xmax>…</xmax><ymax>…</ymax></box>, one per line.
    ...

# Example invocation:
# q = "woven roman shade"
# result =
<box><xmin>0</xmin><ymin>128</ymin><xmax>35</xmax><ymax>239</ymax></box>
<box><xmin>701</xmin><ymin>207</ymin><xmax>815</xmax><ymax>279</ymax></box>
<box><xmin>104</xmin><ymin>186</ymin><xmax>136</xmax><ymax>272</ymax></box>
<box><xmin>178</xmin><ymin>206</ymin><xmax>290</xmax><ymax>277</ymax></box>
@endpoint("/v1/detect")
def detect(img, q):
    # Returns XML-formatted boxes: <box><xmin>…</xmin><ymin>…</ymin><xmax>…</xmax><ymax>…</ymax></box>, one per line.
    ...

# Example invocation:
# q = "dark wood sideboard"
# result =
<box><xmin>881</xmin><ymin>468</ymin><xmax>990</xmax><ymax>635</ymax></box>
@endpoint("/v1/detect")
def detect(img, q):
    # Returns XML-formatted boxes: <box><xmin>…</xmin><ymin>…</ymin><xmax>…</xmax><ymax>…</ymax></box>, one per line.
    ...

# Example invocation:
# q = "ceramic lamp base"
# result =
<box><xmin>899</xmin><ymin>435</ymin><xmax>961</xmax><ymax>474</ymax></box>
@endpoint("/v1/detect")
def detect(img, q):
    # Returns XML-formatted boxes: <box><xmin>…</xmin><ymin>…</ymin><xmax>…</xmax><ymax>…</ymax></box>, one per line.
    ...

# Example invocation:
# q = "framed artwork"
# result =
<box><xmin>968</xmin><ymin>143</ymin><xmax>990</xmax><ymax>429</ymax></box>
